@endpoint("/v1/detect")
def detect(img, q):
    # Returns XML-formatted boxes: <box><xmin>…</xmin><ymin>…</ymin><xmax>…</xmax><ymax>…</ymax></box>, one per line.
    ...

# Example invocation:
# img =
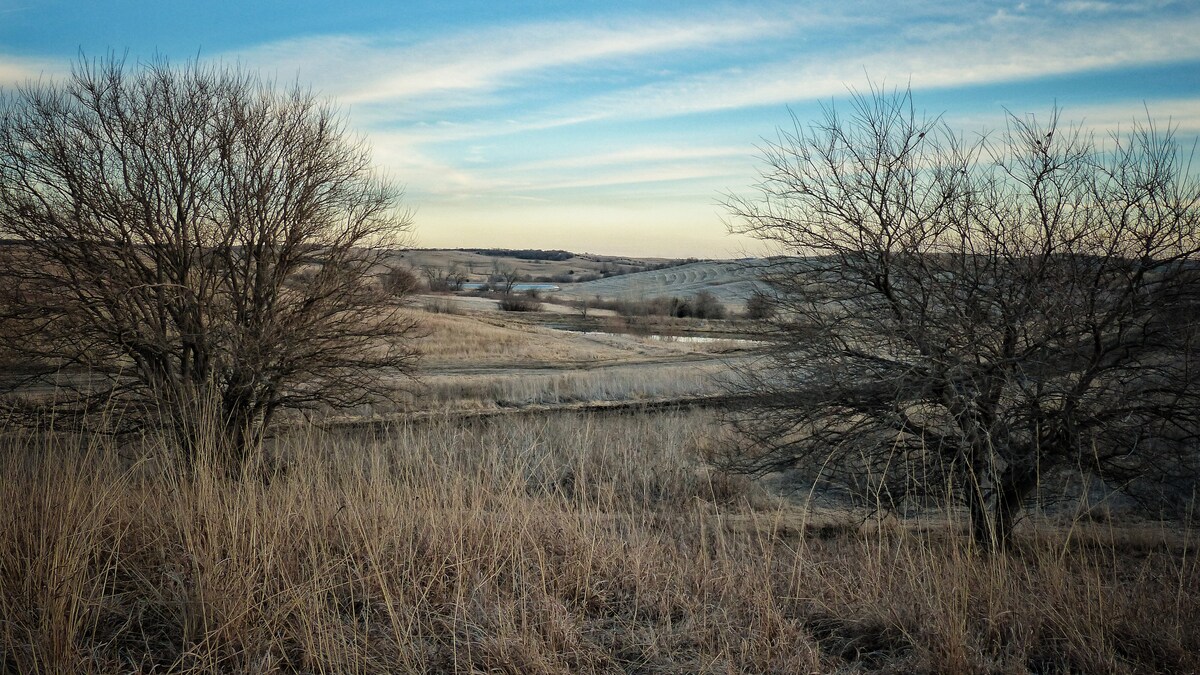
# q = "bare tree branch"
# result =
<box><xmin>0</xmin><ymin>56</ymin><xmax>419</xmax><ymax>468</ymax></box>
<box><xmin>722</xmin><ymin>84</ymin><xmax>1200</xmax><ymax>550</ymax></box>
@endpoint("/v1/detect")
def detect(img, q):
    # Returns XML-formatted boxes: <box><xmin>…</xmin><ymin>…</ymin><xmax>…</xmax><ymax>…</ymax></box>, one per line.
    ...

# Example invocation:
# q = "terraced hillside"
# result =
<box><xmin>388</xmin><ymin>249</ymin><xmax>673</xmax><ymax>283</ymax></box>
<box><xmin>553</xmin><ymin>259</ymin><xmax>772</xmax><ymax>310</ymax></box>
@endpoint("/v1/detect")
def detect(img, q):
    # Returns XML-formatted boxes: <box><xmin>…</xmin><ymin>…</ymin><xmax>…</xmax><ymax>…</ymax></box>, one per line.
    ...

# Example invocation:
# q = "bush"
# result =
<box><xmin>381</xmin><ymin>267</ymin><xmax>420</xmax><ymax>296</ymax></box>
<box><xmin>690</xmin><ymin>291</ymin><xmax>727</xmax><ymax>320</ymax></box>
<box><xmin>498</xmin><ymin>296</ymin><xmax>543</xmax><ymax>312</ymax></box>
<box><xmin>421</xmin><ymin>297</ymin><xmax>460</xmax><ymax>314</ymax></box>
<box><xmin>744</xmin><ymin>291</ymin><xmax>775</xmax><ymax>320</ymax></box>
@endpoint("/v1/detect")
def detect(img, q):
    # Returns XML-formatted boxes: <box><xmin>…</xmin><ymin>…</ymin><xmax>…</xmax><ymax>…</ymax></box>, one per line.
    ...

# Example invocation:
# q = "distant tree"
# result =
<box><xmin>381</xmin><ymin>266</ymin><xmax>421</xmax><ymax>296</ymax></box>
<box><xmin>743</xmin><ymin>290</ymin><xmax>775</xmax><ymax>320</ymax></box>
<box><xmin>447</xmin><ymin>265</ymin><xmax>470</xmax><ymax>291</ymax></box>
<box><xmin>0</xmin><ymin>57</ymin><xmax>418</xmax><ymax>468</ymax></box>
<box><xmin>422</xmin><ymin>264</ymin><xmax>468</xmax><ymax>292</ymax></box>
<box><xmin>486</xmin><ymin>259</ymin><xmax>522</xmax><ymax>295</ymax></box>
<box><xmin>420</xmin><ymin>265</ymin><xmax>449</xmax><ymax>291</ymax></box>
<box><xmin>467</xmin><ymin>248</ymin><xmax>574</xmax><ymax>261</ymax></box>
<box><xmin>669</xmin><ymin>297</ymin><xmax>693</xmax><ymax>318</ymax></box>
<box><xmin>723</xmin><ymin>85</ymin><xmax>1200</xmax><ymax>550</ymax></box>
<box><xmin>692</xmin><ymin>291</ymin><xmax>728</xmax><ymax>320</ymax></box>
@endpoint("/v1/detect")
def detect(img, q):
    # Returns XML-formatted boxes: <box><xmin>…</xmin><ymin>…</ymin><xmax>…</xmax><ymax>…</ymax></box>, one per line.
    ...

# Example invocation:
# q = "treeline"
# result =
<box><xmin>579</xmin><ymin>291</ymin><xmax>729</xmax><ymax>320</ymax></box>
<box><xmin>462</xmin><ymin>248</ymin><xmax>575</xmax><ymax>261</ymax></box>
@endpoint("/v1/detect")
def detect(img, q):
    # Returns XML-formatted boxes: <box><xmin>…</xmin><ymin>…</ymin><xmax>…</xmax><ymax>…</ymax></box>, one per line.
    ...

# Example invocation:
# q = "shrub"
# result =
<box><xmin>498</xmin><ymin>296</ymin><xmax>543</xmax><ymax>312</ymax></box>
<box><xmin>744</xmin><ymin>290</ymin><xmax>775</xmax><ymax>320</ymax></box>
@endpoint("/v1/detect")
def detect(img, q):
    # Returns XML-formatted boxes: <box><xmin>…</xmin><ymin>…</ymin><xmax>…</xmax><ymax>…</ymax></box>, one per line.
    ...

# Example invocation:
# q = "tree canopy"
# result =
<box><xmin>0</xmin><ymin>57</ymin><xmax>418</xmax><ymax>467</ymax></box>
<box><xmin>723</xmin><ymin>85</ymin><xmax>1200</xmax><ymax>549</ymax></box>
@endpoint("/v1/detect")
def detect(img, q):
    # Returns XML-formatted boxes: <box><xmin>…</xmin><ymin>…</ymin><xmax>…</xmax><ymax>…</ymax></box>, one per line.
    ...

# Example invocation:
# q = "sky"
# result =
<box><xmin>1</xmin><ymin>1</ymin><xmax>1199</xmax><ymax>258</ymax></box>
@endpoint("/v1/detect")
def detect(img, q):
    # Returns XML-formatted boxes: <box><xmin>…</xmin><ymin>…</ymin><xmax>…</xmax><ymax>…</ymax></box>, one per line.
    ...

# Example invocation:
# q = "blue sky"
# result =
<box><xmin>2</xmin><ymin>1</ymin><xmax>1198</xmax><ymax>257</ymax></box>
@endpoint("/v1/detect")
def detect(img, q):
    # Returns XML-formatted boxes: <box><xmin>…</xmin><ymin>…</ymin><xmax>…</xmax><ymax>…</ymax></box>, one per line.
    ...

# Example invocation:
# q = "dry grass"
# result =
<box><xmin>411</xmin><ymin>311</ymin><xmax>745</xmax><ymax>368</ymax></box>
<box><xmin>2</xmin><ymin>411</ymin><xmax>1197</xmax><ymax>674</ymax></box>
<box><xmin>411</xmin><ymin>313</ymin><xmax>640</xmax><ymax>366</ymax></box>
<box><xmin>379</xmin><ymin>310</ymin><xmax>744</xmax><ymax>413</ymax></box>
<box><xmin>401</xmin><ymin>362</ymin><xmax>729</xmax><ymax>412</ymax></box>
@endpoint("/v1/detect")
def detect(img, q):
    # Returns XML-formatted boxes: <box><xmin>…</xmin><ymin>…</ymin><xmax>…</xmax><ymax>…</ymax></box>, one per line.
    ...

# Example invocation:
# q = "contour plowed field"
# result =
<box><xmin>553</xmin><ymin>260</ymin><xmax>770</xmax><ymax>309</ymax></box>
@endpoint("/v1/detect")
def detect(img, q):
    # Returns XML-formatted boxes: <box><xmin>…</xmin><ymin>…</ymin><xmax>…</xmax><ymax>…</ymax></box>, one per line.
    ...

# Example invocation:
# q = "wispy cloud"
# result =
<box><xmin>301</xmin><ymin>3</ymin><xmax>1200</xmax><ymax>152</ymax></box>
<box><xmin>520</xmin><ymin>164</ymin><xmax>747</xmax><ymax>193</ymax></box>
<box><xmin>1012</xmin><ymin>97</ymin><xmax>1200</xmax><ymax>137</ymax></box>
<box><xmin>373</xmin><ymin>137</ymin><xmax>752</xmax><ymax>200</ymax></box>
<box><xmin>514</xmin><ymin>145</ymin><xmax>748</xmax><ymax>172</ymax></box>
<box><xmin>546</xmin><ymin>13</ymin><xmax>1200</xmax><ymax>125</ymax></box>
<box><xmin>222</xmin><ymin>11</ymin><xmax>803</xmax><ymax>107</ymax></box>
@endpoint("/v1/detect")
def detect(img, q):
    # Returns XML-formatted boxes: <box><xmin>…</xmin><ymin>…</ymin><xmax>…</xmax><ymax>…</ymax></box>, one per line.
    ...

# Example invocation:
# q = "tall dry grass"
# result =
<box><xmin>2</xmin><ymin>411</ymin><xmax>1197</xmax><ymax>674</ymax></box>
<box><xmin>405</xmin><ymin>362</ymin><xmax>729</xmax><ymax>412</ymax></box>
<box><xmin>411</xmin><ymin>311</ymin><xmax>750</xmax><ymax>367</ymax></box>
<box><xmin>411</xmin><ymin>313</ymin><xmax>635</xmax><ymax>366</ymax></box>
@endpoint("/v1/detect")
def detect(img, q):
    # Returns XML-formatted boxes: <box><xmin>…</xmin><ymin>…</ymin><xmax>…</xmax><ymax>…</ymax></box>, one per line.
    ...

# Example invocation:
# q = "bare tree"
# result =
<box><xmin>420</xmin><ymin>264</ymin><xmax>447</xmax><ymax>291</ymax></box>
<box><xmin>499</xmin><ymin>266</ymin><xmax>522</xmax><ymax>296</ymax></box>
<box><xmin>447</xmin><ymin>265</ymin><xmax>470</xmax><ymax>291</ymax></box>
<box><xmin>0</xmin><ymin>57</ymin><xmax>418</xmax><ymax>466</ymax></box>
<box><xmin>743</xmin><ymin>290</ymin><xmax>775</xmax><ymax>320</ymax></box>
<box><xmin>723</xmin><ymin>84</ymin><xmax>1200</xmax><ymax>550</ymax></box>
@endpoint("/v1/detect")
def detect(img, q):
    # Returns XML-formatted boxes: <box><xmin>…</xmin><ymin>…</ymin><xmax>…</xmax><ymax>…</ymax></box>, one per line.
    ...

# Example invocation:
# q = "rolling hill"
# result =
<box><xmin>552</xmin><ymin>259</ymin><xmax>773</xmax><ymax>310</ymax></box>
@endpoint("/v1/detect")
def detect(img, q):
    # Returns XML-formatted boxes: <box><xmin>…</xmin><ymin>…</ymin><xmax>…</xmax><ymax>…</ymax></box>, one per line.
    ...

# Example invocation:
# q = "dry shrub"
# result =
<box><xmin>498</xmin><ymin>296</ymin><xmax>543</xmax><ymax>312</ymax></box>
<box><xmin>421</xmin><ymin>297</ymin><xmax>462</xmax><ymax>314</ymax></box>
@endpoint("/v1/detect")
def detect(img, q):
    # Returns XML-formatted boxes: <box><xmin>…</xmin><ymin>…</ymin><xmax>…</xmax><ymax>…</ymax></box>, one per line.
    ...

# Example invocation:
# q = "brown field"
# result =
<box><xmin>2</xmin><ymin>295</ymin><xmax>1198</xmax><ymax>674</ymax></box>
<box><xmin>361</xmin><ymin>307</ymin><xmax>752</xmax><ymax>417</ymax></box>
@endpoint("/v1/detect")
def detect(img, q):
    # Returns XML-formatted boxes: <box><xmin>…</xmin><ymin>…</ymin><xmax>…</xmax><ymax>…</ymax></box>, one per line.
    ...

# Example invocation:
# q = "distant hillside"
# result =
<box><xmin>552</xmin><ymin>260</ymin><xmax>773</xmax><ymax>310</ymax></box>
<box><xmin>389</xmin><ymin>249</ymin><xmax>683</xmax><ymax>284</ymax></box>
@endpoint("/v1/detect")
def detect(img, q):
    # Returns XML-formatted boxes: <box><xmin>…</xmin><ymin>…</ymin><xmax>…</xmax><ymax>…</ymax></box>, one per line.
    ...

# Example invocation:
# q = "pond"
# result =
<box><xmin>461</xmin><ymin>282</ymin><xmax>561</xmax><ymax>292</ymax></box>
<box><xmin>573</xmin><ymin>330</ymin><xmax>760</xmax><ymax>346</ymax></box>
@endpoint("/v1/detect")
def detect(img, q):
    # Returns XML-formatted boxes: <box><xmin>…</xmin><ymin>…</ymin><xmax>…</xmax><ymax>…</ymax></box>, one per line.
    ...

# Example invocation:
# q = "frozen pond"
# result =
<box><xmin>573</xmin><ymin>330</ymin><xmax>760</xmax><ymax>346</ymax></box>
<box><xmin>461</xmin><ymin>282</ymin><xmax>561</xmax><ymax>292</ymax></box>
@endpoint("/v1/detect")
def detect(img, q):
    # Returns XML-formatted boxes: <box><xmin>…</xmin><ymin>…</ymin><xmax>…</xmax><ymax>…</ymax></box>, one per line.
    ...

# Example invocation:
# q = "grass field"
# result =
<box><xmin>388</xmin><ymin>250</ymin><xmax>676</xmax><ymax>286</ymax></box>
<box><xmin>379</xmin><ymin>309</ymin><xmax>751</xmax><ymax>416</ymax></box>
<box><xmin>388</xmin><ymin>249</ymin><xmax>768</xmax><ymax>313</ymax></box>
<box><xmin>3</xmin><ymin>411</ymin><xmax>1197</xmax><ymax>674</ymax></box>
<box><xmin>551</xmin><ymin>260</ymin><xmax>770</xmax><ymax>312</ymax></box>
<box><xmin>2</xmin><ymin>295</ymin><xmax>1197</xmax><ymax>674</ymax></box>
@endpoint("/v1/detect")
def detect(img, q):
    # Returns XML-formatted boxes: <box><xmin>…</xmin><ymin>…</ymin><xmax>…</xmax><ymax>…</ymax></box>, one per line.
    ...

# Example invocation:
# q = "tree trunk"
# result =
<box><xmin>994</xmin><ymin>465</ymin><xmax>1038</xmax><ymax>550</ymax></box>
<box><xmin>967</xmin><ymin>463</ymin><xmax>1037</xmax><ymax>552</ymax></box>
<box><xmin>966</xmin><ymin>479</ymin><xmax>999</xmax><ymax>553</ymax></box>
<box><xmin>962</xmin><ymin>436</ymin><xmax>1001</xmax><ymax>553</ymax></box>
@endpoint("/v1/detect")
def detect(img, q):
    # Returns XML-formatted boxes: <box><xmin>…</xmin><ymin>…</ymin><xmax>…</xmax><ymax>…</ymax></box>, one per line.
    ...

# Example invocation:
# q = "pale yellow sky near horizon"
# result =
<box><xmin>410</xmin><ymin>201</ymin><xmax>768</xmax><ymax>259</ymax></box>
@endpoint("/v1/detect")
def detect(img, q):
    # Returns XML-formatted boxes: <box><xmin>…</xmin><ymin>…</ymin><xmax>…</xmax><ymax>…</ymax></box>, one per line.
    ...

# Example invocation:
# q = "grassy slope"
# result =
<box><xmin>375</xmin><ymin>310</ymin><xmax>745</xmax><ymax>415</ymax></box>
<box><xmin>2</xmin><ymin>413</ymin><xmax>1196</xmax><ymax>674</ymax></box>
<box><xmin>389</xmin><ymin>250</ymin><xmax>771</xmax><ymax>311</ymax></box>
<box><xmin>4</xmin><ymin>289</ymin><xmax>1198</xmax><ymax>674</ymax></box>
<box><xmin>389</xmin><ymin>250</ymin><xmax>675</xmax><ymax>284</ymax></box>
<box><xmin>551</xmin><ymin>260</ymin><xmax>771</xmax><ymax>311</ymax></box>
